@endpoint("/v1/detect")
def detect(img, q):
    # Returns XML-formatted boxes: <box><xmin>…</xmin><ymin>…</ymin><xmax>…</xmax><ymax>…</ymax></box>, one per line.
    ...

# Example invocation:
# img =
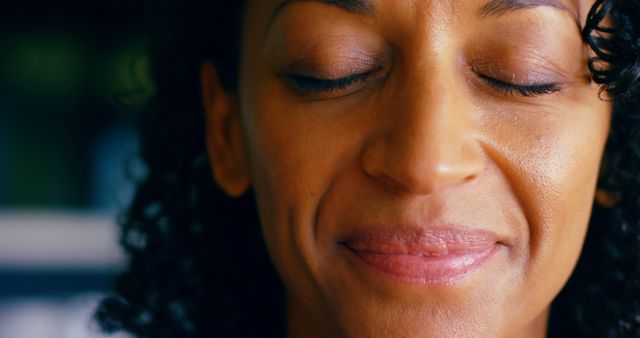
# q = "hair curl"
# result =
<box><xmin>96</xmin><ymin>1</ymin><xmax>640</xmax><ymax>337</ymax></box>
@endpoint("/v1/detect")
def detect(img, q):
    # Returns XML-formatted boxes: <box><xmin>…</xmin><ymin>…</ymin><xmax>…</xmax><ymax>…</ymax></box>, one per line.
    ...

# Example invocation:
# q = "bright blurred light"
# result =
<box><xmin>0</xmin><ymin>294</ymin><xmax>131</xmax><ymax>338</ymax></box>
<box><xmin>0</xmin><ymin>211</ymin><xmax>124</xmax><ymax>269</ymax></box>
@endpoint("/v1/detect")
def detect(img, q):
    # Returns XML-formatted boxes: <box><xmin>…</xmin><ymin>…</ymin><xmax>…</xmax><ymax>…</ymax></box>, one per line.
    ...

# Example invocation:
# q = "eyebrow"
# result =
<box><xmin>269</xmin><ymin>0</ymin><xmax>576</xmax><ymax>28</ymax></box>
<box><xmin>267</xmin><ymin>0</ymin><xmax>373</xmax><ymax>29</ymax></box>
<box><xmin>479</xmin><ymin>0</ymin><xmax>576</xmax><ymax>19</ymax></box>
<box><xmin>272</xmin><ymin>0</ymin><xmax>374</xmax><ymax>17</ymax></box>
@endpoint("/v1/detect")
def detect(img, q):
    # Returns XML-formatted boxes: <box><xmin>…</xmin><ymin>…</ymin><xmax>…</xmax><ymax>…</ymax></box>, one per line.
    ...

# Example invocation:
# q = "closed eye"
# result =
<box><xmin>284</xmin><ymin>70</ymin><xmax>561</xmax><ymax>98</ymax></box>
<box><xmin>284</xmin><ymin>71</ymin><xmax>375</xmax><ymax>94</ymax></box>
<box><xmin>479</xmin><ymin>74</ymin><xmax>561</xmax><ymax>97</ymax></box>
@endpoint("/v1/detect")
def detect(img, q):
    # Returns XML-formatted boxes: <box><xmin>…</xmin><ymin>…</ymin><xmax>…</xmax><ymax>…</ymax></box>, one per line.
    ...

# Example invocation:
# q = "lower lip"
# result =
<box><xmin>344</xmin><ymin>244</ymin><xmax>500</xmax><ymax>284</ymax></box>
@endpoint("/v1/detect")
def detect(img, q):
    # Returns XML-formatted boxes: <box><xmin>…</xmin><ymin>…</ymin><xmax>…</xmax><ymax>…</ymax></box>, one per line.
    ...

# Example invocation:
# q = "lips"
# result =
<box><xmin>340</xmin><ymin>227</ymin><xmax>502</xmax><ymax>284</ymax></box>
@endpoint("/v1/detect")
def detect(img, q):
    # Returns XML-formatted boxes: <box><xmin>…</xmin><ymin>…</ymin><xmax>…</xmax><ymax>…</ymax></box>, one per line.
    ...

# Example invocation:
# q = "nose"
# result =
<box><xmin>361</xmin><ymin>66</ymin><xmax>485</xmax><ymax>195</ymax></box>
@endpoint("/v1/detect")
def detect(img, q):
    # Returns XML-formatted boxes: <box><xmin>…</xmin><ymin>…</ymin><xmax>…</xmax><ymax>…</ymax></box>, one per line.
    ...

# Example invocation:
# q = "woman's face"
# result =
<box><xmin>205</xmin><ymin>0</ymin><xmax>611</xmax><ymax>337</ymax></box>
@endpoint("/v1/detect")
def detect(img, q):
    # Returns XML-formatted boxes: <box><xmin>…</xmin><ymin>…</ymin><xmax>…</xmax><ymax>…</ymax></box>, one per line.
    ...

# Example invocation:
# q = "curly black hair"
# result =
<box><xmin>95</xmin><ymin>0</ymin><xmax>640</xmax><ymax>337</ymax></box>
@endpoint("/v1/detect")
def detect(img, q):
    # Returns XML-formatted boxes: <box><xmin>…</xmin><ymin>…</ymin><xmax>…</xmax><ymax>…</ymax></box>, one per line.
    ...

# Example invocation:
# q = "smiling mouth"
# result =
<box><xmin>340</xmin><ymin>227</ymin><xmax>503</xmax><ymax>284</ymax></box>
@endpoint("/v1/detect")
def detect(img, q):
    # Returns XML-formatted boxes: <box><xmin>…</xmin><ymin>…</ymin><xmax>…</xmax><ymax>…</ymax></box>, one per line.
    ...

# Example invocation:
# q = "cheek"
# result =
<box><xmin>481</xmin><ymin>98</ymin><xmax>611</xmax><ymax>314</ymax></box>
<box><xmin>241</xmin><ymin>95</ymin><xmax>359</xmax><ymax>230</ymax></box>
<box><xmin>238</xmin><ymin>78</ymin><xmax>371</xmax><ymax>306</ymax></box>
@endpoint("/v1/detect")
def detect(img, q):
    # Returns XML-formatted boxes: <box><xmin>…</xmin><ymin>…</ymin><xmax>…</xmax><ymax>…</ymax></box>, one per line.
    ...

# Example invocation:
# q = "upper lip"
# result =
<box><xmin>340</xmin><ymin>225</ymin><xmax>501</xmax><ymax>256</ymax></box>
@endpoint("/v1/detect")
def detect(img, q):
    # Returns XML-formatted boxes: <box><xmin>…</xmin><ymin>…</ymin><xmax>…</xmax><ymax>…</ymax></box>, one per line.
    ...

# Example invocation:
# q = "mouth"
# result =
<box><xmin>339</xmin><ymin>227</ymin><xmax>503</xmax><ymax>285</ymax></box>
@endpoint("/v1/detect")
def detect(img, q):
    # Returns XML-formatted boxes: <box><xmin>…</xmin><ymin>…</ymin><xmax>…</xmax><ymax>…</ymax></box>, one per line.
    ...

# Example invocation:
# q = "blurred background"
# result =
<box><xmin>0</xmin><ymin>2</ymin><xmax>151</xmax><ymax>337</ymax></box>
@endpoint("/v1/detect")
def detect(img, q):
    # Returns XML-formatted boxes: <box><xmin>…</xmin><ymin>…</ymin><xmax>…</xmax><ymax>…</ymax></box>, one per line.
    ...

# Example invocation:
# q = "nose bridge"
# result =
<box><xmin>399</xmin><ymin>60</ymin><xmax>467</xmax><ymax>162</ymax></box>
<box><xmin>362</xmin><ymin>49</ymin><xmax>485</xmax><ymax>194</ymax></box>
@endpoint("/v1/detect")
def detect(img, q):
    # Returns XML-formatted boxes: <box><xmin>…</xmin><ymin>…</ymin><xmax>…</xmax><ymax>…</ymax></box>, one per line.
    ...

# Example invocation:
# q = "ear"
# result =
<box><xmin>594</xmin><ymin>148</ymin><xmax>618</xmax><ymax>208</ymax></box>
<box><xmin>201</xmin><ymin>62</ymin><xmax>251</xmax><ymax>197</ymax></box>
<box><xmin>595</xmin><ymin>189</ymin><xmax>618</xmax><ymax>208</ymax></box>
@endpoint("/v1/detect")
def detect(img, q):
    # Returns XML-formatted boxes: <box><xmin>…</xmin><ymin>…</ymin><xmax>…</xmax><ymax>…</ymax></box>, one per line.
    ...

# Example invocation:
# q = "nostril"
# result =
<box><xmin>361</xmin><ymin>144</ymin><xmax>485</xmax><ymax>195</ymax></box>
<box><xmin>359</xmin><ymin>103</ymin><xmax>485</xmax><ymax>195</ymax></box>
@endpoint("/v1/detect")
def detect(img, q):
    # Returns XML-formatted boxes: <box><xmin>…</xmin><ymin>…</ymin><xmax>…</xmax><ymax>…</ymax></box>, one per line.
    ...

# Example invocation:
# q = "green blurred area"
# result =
<box><xmin>0</xmin><ymin>4</ymin><xmax>153</xmax><ymax>209</ymax></box>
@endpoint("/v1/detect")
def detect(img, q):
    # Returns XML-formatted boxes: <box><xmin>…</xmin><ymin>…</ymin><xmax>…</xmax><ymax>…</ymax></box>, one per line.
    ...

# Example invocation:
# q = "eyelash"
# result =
<box><xmin>285</xmin><ymin>72</ymin><xmax>560</xmax><ymax>98</ymax></box>
<box><xmin>285</xmin><ymin>72</ymin><xmax>374</xmax><ymax>93</ymax></box>
<box><xmin>477</xmin><ymin>74</ymin><xmax>561</xmax><ymax>97</ymax></box>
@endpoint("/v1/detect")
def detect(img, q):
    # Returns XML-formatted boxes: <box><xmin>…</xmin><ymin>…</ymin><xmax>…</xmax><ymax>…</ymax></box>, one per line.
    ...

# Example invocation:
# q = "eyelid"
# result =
<box><xmin>281</xmin><ymin>62</ymin><xmax>386</xmax><ymax>96</ymax></box>
<box><xmin>478</xmin><ymin>74</ymin><xmax>562</xmax><ymax>97</ymax></box>
<box><xmin>468</xmin><ymin>60</ymin><xmax>563</xmax><ymax>98</ymax></box>
<box><xmin>283</xmin><ymin>71</ymin><xmax>375</xmax><ymax>94</ymax></box>
<box><xmin>280</xmin><ymin>53</ymin><xmax>383</xmax><ymax>80</ymax></box>
<box><xmin>469</xmin><ymin>56</ymin><xmax>565</xmax><ymax>81</ymax></box>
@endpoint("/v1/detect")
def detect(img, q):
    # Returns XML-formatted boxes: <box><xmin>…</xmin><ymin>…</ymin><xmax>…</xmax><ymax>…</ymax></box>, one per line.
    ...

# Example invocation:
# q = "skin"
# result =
<box><xmin>201</xmin><ymin>0</ymin><xmax>612</xmax><ymax>337</ymax></box>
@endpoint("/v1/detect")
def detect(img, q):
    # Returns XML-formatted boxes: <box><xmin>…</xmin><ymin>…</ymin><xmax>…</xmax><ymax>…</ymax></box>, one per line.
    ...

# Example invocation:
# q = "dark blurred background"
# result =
<box><xmin>1</xmin><ymin>2</ymin><xmax>151</xmax><ymax>337</ymax></box>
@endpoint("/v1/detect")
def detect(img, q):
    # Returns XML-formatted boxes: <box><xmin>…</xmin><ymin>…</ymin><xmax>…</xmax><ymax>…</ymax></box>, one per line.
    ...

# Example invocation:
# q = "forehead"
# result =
<box><xmin>242</xmin><ymin>0</ymin><xmax>593</xmax><ymax>47</ymax></box>
<box><xmin>273</xmin><ymin>0</ymin><xmax>574</xmax><ymax>15</ymax></box>
<box><xmin>245</xmin><ymin>0</ymin><xmax>595</xmax><ymax>39</ymax></box>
